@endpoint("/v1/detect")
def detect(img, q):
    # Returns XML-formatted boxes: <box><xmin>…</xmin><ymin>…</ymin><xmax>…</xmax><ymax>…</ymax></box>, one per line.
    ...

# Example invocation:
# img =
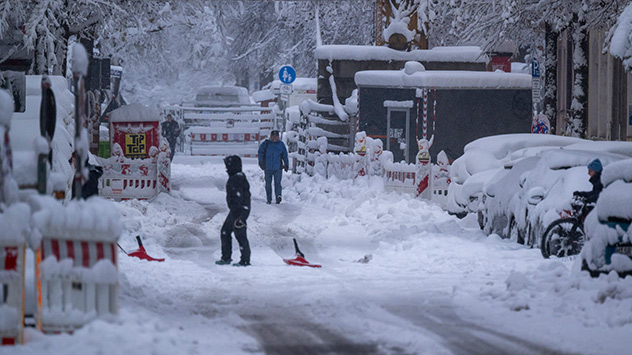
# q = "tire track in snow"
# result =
<box><xmin>382</xmin><ymin>294</ymin><xmax>577</xmax><ymax>355</ymax></box>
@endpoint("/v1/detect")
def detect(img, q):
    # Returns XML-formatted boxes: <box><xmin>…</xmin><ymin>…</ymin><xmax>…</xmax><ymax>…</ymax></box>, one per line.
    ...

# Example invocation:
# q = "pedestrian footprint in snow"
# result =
<box><xmin>258</xmin><ymin>130</ymin><xmax>289</xmax><ymax>204</ymax></box>
<box><xmin>216</xmin><ymin>155</ymin><xmax>251</xmax><ymax>267</ymax></box>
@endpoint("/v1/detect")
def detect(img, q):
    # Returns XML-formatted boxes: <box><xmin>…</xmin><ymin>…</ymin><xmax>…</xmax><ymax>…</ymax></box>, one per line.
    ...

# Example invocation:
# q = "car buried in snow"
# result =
<box><xmin>481</xmin><ymin>148</ymin><xmax>629</xmax><ymax>249</ymax></box>
<box><xmin>580</xmin><ymin>158</ymin><xmax>632</xmax><ymax>277</ymax></box>
<box><xmin>446</xmin><ymin>134</ymin><xmax>585</xmax><ymax>219</ymax></box>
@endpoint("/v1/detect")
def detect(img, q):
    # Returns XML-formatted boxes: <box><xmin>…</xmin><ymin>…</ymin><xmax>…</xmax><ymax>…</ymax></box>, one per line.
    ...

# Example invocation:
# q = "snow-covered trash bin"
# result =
<box><xmin>30</xmin><ymin>195</ymin><xmax>122</xmax><ymax>333</ymax></box>
<box><xmin>0</xmin><ymin>204</ymin><xmax>30</xmax><ymax>345</ymax></box>
<box><xmin>580</xmin><ymin>158</ymin><xmax>632</xmax><ymax>277</ymax></box>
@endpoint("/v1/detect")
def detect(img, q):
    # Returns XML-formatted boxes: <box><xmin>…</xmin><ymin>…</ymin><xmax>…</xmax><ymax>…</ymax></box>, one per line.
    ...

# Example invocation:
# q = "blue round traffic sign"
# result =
<box><xmin>279</xmin><ymin>65</ymin><xmax>296</xmax><ymax>84</ymax></box>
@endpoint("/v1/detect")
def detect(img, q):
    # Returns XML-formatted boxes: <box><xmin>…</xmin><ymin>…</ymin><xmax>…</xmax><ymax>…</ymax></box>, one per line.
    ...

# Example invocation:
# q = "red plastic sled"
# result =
<box><xmin>283</xmin><ymin>238</ymin><xmax>321</xmax><ymax>268</ymax></box>
<box><xmin>122</xmin><ymin>236</ymin><xmax>165</xmax><ymax>262</ymax></box>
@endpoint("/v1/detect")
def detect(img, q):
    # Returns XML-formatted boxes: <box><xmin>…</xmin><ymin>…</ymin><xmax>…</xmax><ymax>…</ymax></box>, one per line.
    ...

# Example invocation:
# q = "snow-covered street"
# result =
<box><xmin>13</xmin><ymin>157</ymin><xmax>632</xmax><ymax>354</ymax></box>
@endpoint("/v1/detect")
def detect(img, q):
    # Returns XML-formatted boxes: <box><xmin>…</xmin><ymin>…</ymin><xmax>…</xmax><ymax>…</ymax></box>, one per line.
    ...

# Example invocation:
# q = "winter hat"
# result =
<box><xmin>587</xmin><ymin>158</ymin><xmax>603</xmax><ymax>173</ymax></box>
<box><xmin>271</xmin><ymin>130</ymin><xmax>279</xmax><ymax>136</ymax></box>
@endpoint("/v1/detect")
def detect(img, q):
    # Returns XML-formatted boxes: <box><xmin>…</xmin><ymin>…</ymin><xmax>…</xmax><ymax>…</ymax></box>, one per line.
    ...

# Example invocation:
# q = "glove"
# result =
<box><xmin>284</xmin><ymin>165</ymin><xmax>288</xmax><ymax>172</ymax></box>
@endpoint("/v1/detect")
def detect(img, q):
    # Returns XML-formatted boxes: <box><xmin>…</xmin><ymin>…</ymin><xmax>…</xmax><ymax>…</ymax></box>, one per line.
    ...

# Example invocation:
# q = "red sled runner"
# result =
<box><xmin>283</xmin><ymin>238</ymin><xmax>321</xmax><ymax>268</ymax></box>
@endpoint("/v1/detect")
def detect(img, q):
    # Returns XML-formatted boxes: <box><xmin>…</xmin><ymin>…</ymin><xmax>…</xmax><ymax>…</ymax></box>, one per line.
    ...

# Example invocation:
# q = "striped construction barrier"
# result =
<box><xmin>98</xmin><ymin>154</ymin><xmax>169</xmax><ymax>201</ymax></box>
<box><xmin>186</xmin><ymin>127</ymin><xmax>261</xmax><ymax>157</ymax></box>
<box><xmin>0</xmin><ymin>244</ymin><xmax>26</xmax><ymax>345</ymax></box>
<box><xmin>38</xmin><ymin>237</ymin><xmax>118</xmax><ymax>333</ymax></box>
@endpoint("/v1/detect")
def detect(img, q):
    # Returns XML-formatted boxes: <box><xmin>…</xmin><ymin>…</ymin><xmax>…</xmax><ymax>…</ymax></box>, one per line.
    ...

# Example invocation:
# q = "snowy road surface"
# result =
<box><xmin>15</xmin><ymin>157</ymin><xmax>632</xmax><ymax>354</ymax></box>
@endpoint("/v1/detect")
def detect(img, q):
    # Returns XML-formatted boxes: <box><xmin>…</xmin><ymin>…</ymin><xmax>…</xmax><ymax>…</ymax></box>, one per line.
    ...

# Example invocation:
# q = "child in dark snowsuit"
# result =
<box><xmin>573</xmin><ymin>158</ymin><xmax>603</xmax><ymax>204</ymax></box>
<box><xmin>216</xmin><ymin>155</ymin><xmax>251</xmax><ymax>266</ymax></box>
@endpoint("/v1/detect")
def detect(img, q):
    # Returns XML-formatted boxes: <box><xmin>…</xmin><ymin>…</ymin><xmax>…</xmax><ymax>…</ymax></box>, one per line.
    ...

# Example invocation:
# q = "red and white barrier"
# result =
<box><xmin>31</xmin><ymin>196</ymin><xmax>121</xmax><ymax>334</ymax></box>
<box><xmin>98</xmin><ymin>145</ymin><xmax>170</xmax><ymax>201</ymax></box>
<box><xmin>0</xmin><ymin>244</ymin><xmax>26</xmax><ymax>345</ymax></box>
<box><xmin>187</xmin><ymin>126</ymin><xmax>261</xmax><ymax>157</ymax></box>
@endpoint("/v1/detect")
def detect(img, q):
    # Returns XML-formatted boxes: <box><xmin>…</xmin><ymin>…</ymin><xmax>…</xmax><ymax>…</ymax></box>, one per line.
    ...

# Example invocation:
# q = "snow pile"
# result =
<box><xmin>0</xmin><ymin>202</ymin><xmax>31</xmax><ymax>244</ymax></box>
<box><xmin>467</xmin><ymin>261</ymin><xmax>632</xmax><ymax>328</ymax></box>
<box><xmin>29</xmin><ymin>195</ymin><xmax>122</xmax><ymax>243</ymax></box>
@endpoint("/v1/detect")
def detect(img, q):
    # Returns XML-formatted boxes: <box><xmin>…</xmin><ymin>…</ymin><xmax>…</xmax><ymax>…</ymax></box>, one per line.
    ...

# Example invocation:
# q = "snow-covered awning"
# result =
<box><xmin>315</xmin><ymin>45</ymin><xmax>488</xmax><ymax>63</ymax></box>
<box><xmin>355</xmin><ymin>69</ymin><xmax>531</xmax><ymax>90</ymax></box>
<box><xmin>110</xmin><ymin>103</ymin><xmax>159</xmax><ymax>123</ymax></box>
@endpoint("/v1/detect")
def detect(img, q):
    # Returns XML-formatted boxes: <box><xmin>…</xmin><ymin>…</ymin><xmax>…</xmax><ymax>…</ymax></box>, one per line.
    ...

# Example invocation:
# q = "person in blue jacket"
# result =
<box><xmin>258</xmin><ymin>130</ymin><xmax>289</xmax><ymax>204</ymax></box>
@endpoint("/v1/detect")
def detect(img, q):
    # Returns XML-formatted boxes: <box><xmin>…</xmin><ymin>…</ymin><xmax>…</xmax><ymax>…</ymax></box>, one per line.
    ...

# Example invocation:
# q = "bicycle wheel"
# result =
<box><xmin>540</xmin><ymin>218</ymin><xmax>585</xmax><ymax>259</ymax></box>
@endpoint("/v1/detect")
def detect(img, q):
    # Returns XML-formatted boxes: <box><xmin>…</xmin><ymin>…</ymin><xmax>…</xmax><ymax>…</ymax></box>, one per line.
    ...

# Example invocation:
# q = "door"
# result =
<box><xmin>387</xmin><ymin>108</ymin><xmax>410</xmax><ymax>163</ymax></box>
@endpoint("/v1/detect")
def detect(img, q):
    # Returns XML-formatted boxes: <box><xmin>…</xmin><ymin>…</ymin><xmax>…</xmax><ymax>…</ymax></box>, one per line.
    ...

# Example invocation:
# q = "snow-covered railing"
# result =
<box><xmin>31</xmin><ymin>197</ymin><xmax>122</xmax><ymax>334</ymax></box>
<box><xmin>384</xmin><ymin>162</ymin><xmax>419</xmax><ymax>194</ymax></box>
<box><xmin>186</xmin><ymin>126</ymin><xmax>260</xmax><ymax>157</ymax></box>
<box><xmin>166</xmin><ymin>105</ymin><xmax>274</xmax><ymax>157</ymax></box>
<box><xmin>98</xmin><ymin>144</ymin><xmax>170</xmax><ymax>201</ymax></box>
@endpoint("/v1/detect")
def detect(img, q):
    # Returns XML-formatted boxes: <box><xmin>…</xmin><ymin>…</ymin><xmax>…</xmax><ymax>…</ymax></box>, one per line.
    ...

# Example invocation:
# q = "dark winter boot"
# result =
<box><xmin>276</xmin><ymin>196</ymin><xmax>282</xmax><ymax>204</ymax></box>
<box><xmin>215</xmin><ymin>259</ymin><xmax>232</xmax><ymax>265</ymax></box>
<box><xmin>233</xmin><ymin>261</ymin><xmax>251</xmax><ymax>267</ymax></box>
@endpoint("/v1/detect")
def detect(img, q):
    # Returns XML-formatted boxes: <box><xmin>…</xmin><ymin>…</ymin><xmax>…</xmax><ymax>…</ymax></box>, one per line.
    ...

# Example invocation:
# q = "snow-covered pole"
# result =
<box><xmin>71</xmin><ymin>44</ymin><xmax>89</xmax><ymax>200</ymax></box>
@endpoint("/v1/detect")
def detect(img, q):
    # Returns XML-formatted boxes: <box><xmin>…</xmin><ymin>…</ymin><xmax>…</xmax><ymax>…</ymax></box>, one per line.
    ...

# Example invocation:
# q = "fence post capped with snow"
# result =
<box><xmin>31</xmin><ymin>195</ymin><xmax>122</xmax><ymax>333</ymax></box>
<box><xmin>99</xmin><ymin>104</ymin><xmax>170</xmax><ymax>201</ymax></box>
<box><xmin>415</xmin><ymin>138</ymin><xmax>432</xmax><ymax>199</ymax></box>
<box><xmin>0</xmin><ymin>203</ymin><xmax>30</xmax><ymax>345</ymax></box>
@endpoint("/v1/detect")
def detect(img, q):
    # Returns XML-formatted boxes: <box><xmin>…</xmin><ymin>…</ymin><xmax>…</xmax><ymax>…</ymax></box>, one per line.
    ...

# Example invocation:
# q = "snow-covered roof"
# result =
<box><xmin>315</xmin><ymin>45</ymin><xmax>488</xmax><ymax>63</ymax></box>
<box><xmin>355</xmin><ymin>69</ymin><xmax>531</xmax><ymax>89</ymax></box>
<box><xmin>110</xmin><ymin>103</ymin><xmax>159</xmax><ymax>123</ymax></box>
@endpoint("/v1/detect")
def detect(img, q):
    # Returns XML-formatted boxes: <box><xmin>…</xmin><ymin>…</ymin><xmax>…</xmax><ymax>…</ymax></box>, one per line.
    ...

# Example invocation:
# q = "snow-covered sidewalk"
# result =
<box><xmin>13</xmin><ymin>157</ymin><xmax>632</xmax><ymax>354</ymax></box>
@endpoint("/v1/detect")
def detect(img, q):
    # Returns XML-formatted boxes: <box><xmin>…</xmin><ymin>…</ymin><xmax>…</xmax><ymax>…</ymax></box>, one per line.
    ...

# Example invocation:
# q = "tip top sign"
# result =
<box><xmin>279</xmin><ymin>65</ymin><xmax>296</xmax><ymax>84</ymax></box>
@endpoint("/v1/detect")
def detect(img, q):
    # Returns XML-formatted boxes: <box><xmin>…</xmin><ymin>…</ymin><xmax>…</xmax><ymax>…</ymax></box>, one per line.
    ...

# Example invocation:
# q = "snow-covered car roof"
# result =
<box><xmin>537</xmin><ymin>148</ymin><xmax>630</xmax><ymax>170</ymax></box>
<box><xmin>463</xmin><ymin>134</ymin><xmax>584</xmax><ymax>160</ymax></box>
<box><xmin>601</xmin><ymin>158</ymin><xmax>632</xmax><ymax>186</ymax></box>
<box><xmin>193</xmin><ymin>86</ymin><xmax>252</xmax><ymax>107</ymax></box>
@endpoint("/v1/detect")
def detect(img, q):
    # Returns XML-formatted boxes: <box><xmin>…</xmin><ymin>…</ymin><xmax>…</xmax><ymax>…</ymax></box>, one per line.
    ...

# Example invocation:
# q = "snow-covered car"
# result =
<box><xmin>447</xmin><ymin>134</ymin><xmax>584</xmax><ymax>217</ymax></box>
<box><xmin>189</xmin><ymin>86</ymin><xmax>254</xmax><ymax>108</ymax></box>
<box><xmin>9</xmin><ymin>75</ymin><xmax>74</xmax><ymax>198</ymax></box>
<box><xmin>481</xmin><ymin>148</ymin><xmax>629</xmax><ymax>247</ymax></box>
<box><xmin>581</xmin><ymin>159</ymin><xmax>632</xmax><ymax>277</ymax></box>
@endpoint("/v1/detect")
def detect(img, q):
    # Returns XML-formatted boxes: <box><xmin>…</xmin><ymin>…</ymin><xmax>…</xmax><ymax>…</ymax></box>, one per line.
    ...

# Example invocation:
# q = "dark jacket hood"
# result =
<box><xmin>224</xmin><ymin>155</ymin><xmax>242</xmax><ymax>175</ymax></box>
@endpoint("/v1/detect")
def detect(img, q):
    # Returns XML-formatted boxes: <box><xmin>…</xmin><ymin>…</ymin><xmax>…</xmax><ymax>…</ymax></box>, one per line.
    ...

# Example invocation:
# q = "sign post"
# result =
<box><xmin>278</xmin><ymin>65</ymin><xmax>296</xmax><ymax>132</ymax></box>
<box><xmin>530</xmin><ymin>58</ymin><xmax>548</xmax><ymax>134</ymax></box>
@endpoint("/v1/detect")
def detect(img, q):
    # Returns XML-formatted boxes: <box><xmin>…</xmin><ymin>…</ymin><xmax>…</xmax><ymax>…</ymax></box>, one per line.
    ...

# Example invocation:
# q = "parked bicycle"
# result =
<box><xmin>540</xmin><ymin>195</ymin><xmax>594</xmax><ymax>259</ymax></box>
